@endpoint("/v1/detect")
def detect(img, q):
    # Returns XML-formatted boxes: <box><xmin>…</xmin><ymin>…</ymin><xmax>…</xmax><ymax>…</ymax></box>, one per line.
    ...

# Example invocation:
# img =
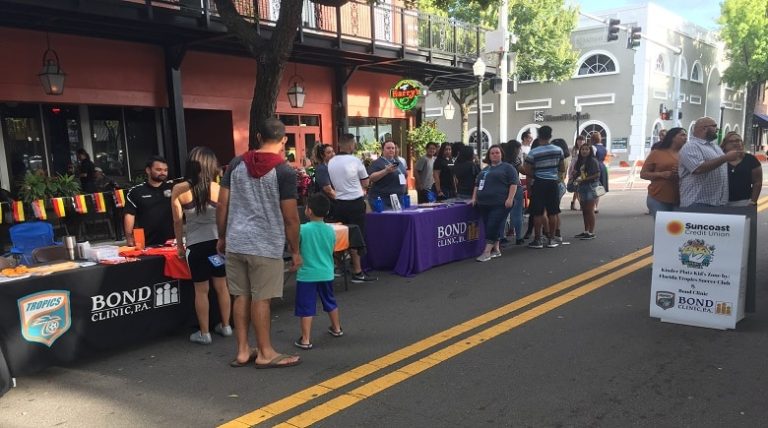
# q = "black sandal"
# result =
<box><xmin>293</xmin><ymin>338</ymin><xmax>313</xmax><ymax>350</ymax></box>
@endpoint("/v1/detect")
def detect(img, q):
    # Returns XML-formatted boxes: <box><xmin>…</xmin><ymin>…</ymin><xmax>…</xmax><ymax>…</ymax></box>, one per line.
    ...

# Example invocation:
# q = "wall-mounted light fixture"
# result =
<box><xmin>286</xmin><ymin>63</ymin><xmax>305</xmax><ymax>108</ymax></box>
<box><xmin>39</xmin><ymin>33</ymin><xmax>66</xmax><ymax>96</ymax></box>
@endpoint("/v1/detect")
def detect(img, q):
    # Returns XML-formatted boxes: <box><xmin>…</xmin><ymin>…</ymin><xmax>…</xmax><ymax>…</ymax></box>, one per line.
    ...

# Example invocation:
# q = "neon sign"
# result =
<box><xmin>389</xmin><ymin>79</ymin><xmax>425</xmax><ymax>111</ymax></box>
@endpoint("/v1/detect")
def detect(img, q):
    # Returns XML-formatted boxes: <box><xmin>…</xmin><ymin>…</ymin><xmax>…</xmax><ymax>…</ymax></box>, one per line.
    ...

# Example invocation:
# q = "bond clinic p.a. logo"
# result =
<box><xmin>17</xmin><ymin>290</ymin><xmax>72</xmax><ymax>347</ymax></box>
<box><xmin>667</xmin><ymin>220</ymin><xmax>684</xmax><ymax>236</ymax></box>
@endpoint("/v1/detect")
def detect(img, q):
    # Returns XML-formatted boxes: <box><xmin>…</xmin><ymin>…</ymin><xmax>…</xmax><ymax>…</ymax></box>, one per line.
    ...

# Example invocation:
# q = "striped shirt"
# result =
<box><xmin>525</xmin><ymin>143</ymin><xmax>564</xmax><ymax>181</ymax></box>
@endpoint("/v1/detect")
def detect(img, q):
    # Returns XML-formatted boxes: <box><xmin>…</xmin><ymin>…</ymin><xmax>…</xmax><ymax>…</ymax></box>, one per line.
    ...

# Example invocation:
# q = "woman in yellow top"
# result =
<box><xmin>640</xmin><ymin>127</ymin><xmax>687</xmax><ymax>217</ymax></box>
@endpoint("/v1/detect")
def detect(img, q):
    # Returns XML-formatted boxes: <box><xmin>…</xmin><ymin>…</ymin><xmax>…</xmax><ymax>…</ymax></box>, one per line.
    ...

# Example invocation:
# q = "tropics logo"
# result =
<box><xmin>17</xmin><ymin>290</ymin><xmax>72</xmax><ymax>347</ymax></box>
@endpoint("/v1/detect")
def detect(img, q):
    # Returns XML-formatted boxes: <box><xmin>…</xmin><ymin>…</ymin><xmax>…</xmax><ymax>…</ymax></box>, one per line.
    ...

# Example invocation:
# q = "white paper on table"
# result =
<box><xmin>389</xmin><ymin>194</ymin><xmax>402</xmax><ymax>212</ymax></box>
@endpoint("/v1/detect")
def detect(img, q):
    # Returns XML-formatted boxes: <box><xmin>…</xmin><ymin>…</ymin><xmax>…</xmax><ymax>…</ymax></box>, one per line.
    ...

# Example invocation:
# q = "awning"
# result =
<box><xmin>753</xmin><ymin>113</ymin><xmax>768</xmax><ymax>127</ymax></box>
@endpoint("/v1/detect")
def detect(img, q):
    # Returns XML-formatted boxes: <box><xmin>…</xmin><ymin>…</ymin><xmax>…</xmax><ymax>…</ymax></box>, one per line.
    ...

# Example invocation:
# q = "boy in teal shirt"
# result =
<box><xmin>294</xmin><ymin>194</ymin><xmax>343</xmax><ymax>350</ymax></box>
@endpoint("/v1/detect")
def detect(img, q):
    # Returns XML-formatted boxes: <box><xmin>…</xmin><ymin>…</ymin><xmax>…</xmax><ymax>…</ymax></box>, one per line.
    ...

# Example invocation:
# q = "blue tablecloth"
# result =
<box><xmin>363</xmin><ymin>204</ymin><xmax>485</xmax><ymax>277</ymax></box>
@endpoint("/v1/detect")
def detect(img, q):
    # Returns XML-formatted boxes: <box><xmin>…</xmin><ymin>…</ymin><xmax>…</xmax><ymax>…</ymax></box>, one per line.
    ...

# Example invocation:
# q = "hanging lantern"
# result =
<box><xmin>287</xmin><ymin>77</ymin><xmax>306</xmax><ymax>109</ymax></box>
<box><xmin>39</xmin><ymin>35</ymin><xmax>66</xmax><ymax>96</ymax></box>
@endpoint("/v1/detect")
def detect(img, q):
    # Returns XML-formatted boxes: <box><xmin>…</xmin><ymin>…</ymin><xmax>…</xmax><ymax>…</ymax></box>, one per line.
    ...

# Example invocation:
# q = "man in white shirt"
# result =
<box><xmin>328</xmin><ymin>133</ymin><xmax>378</xmax><ymax>283</ymax></box>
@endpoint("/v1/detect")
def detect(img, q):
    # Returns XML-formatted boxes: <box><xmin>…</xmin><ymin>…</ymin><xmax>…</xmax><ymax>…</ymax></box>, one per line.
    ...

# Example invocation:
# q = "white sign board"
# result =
<box><xmin>649</xmin><ymin>212</ymin><xmax>749</xmax><ymax>330</ymax></box>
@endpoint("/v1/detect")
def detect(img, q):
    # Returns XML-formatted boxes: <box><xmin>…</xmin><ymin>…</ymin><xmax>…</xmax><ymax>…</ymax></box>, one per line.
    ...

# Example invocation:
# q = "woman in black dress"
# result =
<box><xmin>76</xmin><ymin>148</ymin><xmax>96</xmax><ymax>193</ymax></box>
<box><xmin>432</xmin><ymin>142</ymin><xmax>456</xmax><ymax>200</ymax></box>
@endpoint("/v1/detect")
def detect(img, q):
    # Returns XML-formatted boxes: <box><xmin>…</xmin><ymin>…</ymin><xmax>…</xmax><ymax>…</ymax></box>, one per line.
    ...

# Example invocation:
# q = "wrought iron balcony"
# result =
<box><xmin>134</xmin><ymin>0</ymin><xmax>486</xmax><ymax>61</ymax></box>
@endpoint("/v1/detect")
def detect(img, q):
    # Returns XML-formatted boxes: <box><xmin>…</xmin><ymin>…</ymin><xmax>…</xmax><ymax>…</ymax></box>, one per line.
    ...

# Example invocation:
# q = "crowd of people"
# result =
<box><xmin>104</xmin><ymin>115</ymin><xmax>763</xmax><ymax>370</ymax></box>
<box><xmin>640</xmin><ymin>116</ymin><xmax>763</xmax><ymax>216</ymax></box>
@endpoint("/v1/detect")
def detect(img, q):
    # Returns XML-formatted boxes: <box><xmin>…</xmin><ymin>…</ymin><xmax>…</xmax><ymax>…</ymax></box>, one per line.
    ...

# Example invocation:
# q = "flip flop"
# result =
<box><xmin>255</xmin><ymin>354</ymin><xmax>302</xmax><ymax>369</ymax></box>
<box><xmin>328</xmin><ymin>326</ymin><xmax>344</xmax><ymax>337</ymax></box>
<box><xmin>229</xmin><ymin>349</ymin><xmax>258</xmax><ymax>368</ymax></box>
<box><xmin>294</xmin><ymin>338</ymin><xmax>313</xmax><ymax>350</ymax></box>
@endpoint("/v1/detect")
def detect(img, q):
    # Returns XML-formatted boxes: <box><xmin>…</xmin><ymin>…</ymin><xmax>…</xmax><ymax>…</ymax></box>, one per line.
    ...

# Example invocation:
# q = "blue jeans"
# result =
<box><xmin>478</xmin><ymin>204</ymin><xmax>512</xmax><ymax>244</ymax></box>
<box><xmin>510</xmin><ymin>188</ymin><xmax>524</xmax><ymax>239</ymax></box>
<box><xmin>646</xmin><ymin>195</ymin><xmax>675</xmax><ymax>217</ymax></box>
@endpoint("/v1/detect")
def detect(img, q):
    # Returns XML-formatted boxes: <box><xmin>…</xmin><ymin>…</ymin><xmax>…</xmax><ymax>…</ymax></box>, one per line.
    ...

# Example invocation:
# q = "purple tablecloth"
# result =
<box><xmin>363</xmin><ymin>204</ymin><xmax>485</xmax><ymax>277</ymax></box>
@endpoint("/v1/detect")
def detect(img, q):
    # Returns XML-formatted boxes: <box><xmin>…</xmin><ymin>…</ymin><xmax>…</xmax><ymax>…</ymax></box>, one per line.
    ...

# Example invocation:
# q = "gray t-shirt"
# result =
<box><xmin>414</xmin><ymin>155</ymin><xmax>435</xmax><ymax>190</ymax></box>
<box><xmin>221</xmin><ymin>156</ymin><xmax>297</xmax><ymax>258</ymax></box>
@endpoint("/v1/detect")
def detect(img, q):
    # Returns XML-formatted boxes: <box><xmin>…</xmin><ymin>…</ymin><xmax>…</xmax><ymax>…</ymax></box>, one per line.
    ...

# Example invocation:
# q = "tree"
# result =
<box><xmin>213</xmin><ymin>0</ymin><xmax>354</xmax><ymax>149</ymax></box>
<box><xmin>719</xmin><ymin>0</ymin><xmax>768</xmax><ymax>150</ymax></box>
<box><xmin>719</xmin><ymin>0</ymin><xmax>768</xmax><ymax>147</ymax></box>
<box><xmin>421</xmin><ymin>0</ymin><xmax>578</xmax><ymax>143</ymax></box>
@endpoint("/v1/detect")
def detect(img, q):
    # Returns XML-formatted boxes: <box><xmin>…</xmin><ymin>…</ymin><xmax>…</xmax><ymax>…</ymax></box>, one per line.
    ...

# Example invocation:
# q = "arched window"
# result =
<box><xmin>688</xmin><ymin>121</ymin><xmax>695</xmax><ymax>137</ymax></box>
<box><xmin>577</xmin><ymin>53</ymin><xmax>617</xmax><ymax>76</ymax></box>
<box><xmin>733</xmin><ymin>125</ymin><xmax>740</xmax><ymax>134</ymax></box>
<box><xmin>691</xmin><ymin>61</ymin><xmax>703</xmax><ymax>83</ymax></box>
<box><xmin>469</xmin><ymin>128</ymin><xmax>492</xmax><ymax>154</ymax></box>
<box><xmin>582</xmin><ymin>124</ymin><xmax>607</xmax><ymax>145</ymax></box>
<box><xmin>652</xmin><ymin>121</ymin><xmax>664</xmax><ymax>144</ymax></box>
<box><xmin>655</xmin><ymin>54</ymin><xmax>666</xmax><ymax>74</ymax></box>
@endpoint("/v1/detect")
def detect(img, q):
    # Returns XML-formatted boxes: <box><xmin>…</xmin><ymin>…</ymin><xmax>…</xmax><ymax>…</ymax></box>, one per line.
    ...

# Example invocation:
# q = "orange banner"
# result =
<box><xmin>31</xmin><ymin>199</ymin><xmax>47</xmax><ymax>220</ymax></box>
<box><xmin>113</xmin><ymin>189</ymin><xmax>125</xmax><ymax>208</ymax></box>
<box><xmin>12</xmin><ymin>201</ymin><xmax>25</xmax><ymax>222</ymax></box>
<box><xmin>73</xmin><ymin>194</ymin><xmax>88</xmax><ymax>214</ymax></box>
<box><xmin>52</xmin><ymin>197</ymin><xmax>67</xmax><ymax>218</ymax></box>
<box><xmin>93</xmin><ymin>192</ymin><xmax>107</xmax><ymax>213</ymax></box>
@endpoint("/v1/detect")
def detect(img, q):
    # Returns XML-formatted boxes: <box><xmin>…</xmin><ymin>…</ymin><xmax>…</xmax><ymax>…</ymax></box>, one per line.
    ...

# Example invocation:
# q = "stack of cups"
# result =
<box><xmin>63</xmin><ymin>236</ymin><xmax>77</xmax><ymax>261</ymax></box>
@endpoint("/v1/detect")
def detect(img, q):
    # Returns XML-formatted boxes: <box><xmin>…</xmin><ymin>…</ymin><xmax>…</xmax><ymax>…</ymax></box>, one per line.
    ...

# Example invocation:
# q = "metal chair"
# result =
<box><xmin>31</xmin><ymin>245</ymin><xmax>68</xmax><ymax>264</ymax></box>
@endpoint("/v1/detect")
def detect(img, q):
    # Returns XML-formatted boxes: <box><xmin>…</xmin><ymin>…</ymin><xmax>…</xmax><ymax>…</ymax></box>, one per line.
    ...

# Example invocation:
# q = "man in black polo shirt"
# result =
<box><xmin>124</xmin><ymin>156</ymin><xmax>174</xmax><ymax>247</ymax></box>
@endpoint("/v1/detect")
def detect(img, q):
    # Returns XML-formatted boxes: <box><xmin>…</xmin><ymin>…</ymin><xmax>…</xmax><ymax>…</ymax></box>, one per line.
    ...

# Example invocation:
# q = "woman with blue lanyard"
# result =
<box><xmin>471</xmin><ymin>144</ymin><xmax>520</xmax><ymax>262</ymax></box>
<box><xmin>368</xmin><ymin>140</ymin><xmax>407</xmax><ymax>208</ymax></box>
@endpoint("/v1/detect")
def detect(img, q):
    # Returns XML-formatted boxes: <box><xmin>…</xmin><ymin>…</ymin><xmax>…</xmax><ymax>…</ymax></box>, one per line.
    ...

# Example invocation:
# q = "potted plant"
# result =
<box><xmin>407</xmin><ymin>120</ymin><xmax>447</xmax><ymax>159</ymax></box>
<box><xmin>17</xmin><ymin>172</ymin><xmax>49</xmax><ymax>203</ymax></box>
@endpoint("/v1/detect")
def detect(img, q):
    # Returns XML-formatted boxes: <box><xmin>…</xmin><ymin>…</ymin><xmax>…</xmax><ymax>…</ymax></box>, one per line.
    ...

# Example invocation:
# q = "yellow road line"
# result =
<box><xmin>219</xmin><ymin>246</ymin><xmax>652</xmax><ymax>428</ymax></box>
<box><xmin>276</xmin><ymin>256</ymin><xmax>654</xmax><ymax>428</ymax></box>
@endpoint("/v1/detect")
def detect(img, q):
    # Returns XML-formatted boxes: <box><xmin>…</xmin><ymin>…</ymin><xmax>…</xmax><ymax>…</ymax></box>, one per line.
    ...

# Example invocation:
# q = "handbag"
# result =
<box><xmin>566</xmin><ymin>180</ymin><xmax>576</xmax><ymax>193</ymax></box>
<box><xmin>595</xmin><ymin>184</ymin><xmax>606</xmax><ymax>197</ymax></box>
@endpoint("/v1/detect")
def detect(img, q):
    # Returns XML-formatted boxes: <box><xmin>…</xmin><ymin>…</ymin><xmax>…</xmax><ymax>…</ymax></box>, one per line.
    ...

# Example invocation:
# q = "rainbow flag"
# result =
<box><xmin>73</xmin><ymin>194</ymin><xmax>88</xmax><ymax>214</ymax></box>
<box><xmin>52</xmin><ymin>197</ymin><xmax>67</xmax><ymax>218</ymax></box>
<box><xmin>31</xmin><ymin>199</ymin><xmax>47</xmax><ymax>220</ymax></box>
<box><xmin>113</xmin><ymin>189</ymin><xmax>126</xmax><ymax>208</ymax></box>
<box><xmin>12</xmin><ymin>201</ymin><xmax>25</xmax><ymax>222</ymax></box>
<box><xmin>93</xmin><ymin>192</ymin><xmax>107</xmax><ymax>213</ymax></box>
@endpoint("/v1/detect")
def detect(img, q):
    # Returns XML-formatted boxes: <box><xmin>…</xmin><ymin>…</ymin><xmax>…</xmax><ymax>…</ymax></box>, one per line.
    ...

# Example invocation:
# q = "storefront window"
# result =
<box><xmin>348</xmin><ymin>117</ymin><xmax>407</xmax><ymax>159</ymax></box>
<box><xmin>1</xmin><ymin>103</ymin><xmax>46</xmax><ymax>187</ymax></box>
<box><xmin>44</xmin><ymin>105</ymin><xmax>81</xmax><ymax>176</ymax></box>
<box><xmin>124</xmin><ymin>108</ymin><xmax>160</xmax><ymax>181</ymax></box>
<box><xmin>90</xmin><ymin>106</ymin><xmax>128</xmax><ymax>183</ymax></box>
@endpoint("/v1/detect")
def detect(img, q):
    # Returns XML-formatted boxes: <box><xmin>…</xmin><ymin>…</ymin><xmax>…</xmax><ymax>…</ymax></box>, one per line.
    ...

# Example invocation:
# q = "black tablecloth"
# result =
<box><xmin>0</xmin><ymin>257</ymin><xmax>194</xmax><ymax>395</ymax></box>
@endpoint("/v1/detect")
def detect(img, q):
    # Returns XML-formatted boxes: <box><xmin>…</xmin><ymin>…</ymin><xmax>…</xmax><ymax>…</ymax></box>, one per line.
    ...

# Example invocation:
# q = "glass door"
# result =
<box><xmin>279</xmin><ymin>114</ymin><xmax>322</xmax><ymax>168</ymax></box>
<box><xmin>1</xmin><ymin>103</ymin><xmax>46</xmax><ymax>189</ymax></box>
<box><xmin>44</xmin><ymin>105</ymin><xmax>81</xmax><ymax>177</ymax></box>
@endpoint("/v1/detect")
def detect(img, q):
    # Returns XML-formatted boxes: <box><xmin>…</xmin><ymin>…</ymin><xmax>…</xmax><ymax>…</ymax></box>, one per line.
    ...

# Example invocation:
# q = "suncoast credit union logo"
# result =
<box><xmin>436</xmin><ymin>220</ymin><xmax>480</xmax><ymax>247</ymax></box>
<box><xmin>666</xmin><ymin>220</ymin><xmax>684</xmax><ymax>236</ymax></box>
<box><xmin>17</xmin><ymin>290</ymin><xmax>72</xmax><ymax>347</ymax></box>
<box><xmin>679</xmin><ymin>239</ymin><xmax>715</xmax><ymax>269</ymax></box>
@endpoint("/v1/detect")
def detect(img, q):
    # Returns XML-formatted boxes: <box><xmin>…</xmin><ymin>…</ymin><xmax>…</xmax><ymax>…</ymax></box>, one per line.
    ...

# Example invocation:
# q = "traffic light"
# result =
<box><xmin>607</xmin><ymin>19</ymin><xmax>621</xmax><ymax>42</ymax></box>
<box><xmin>627</xmin><ymin>26</ymin><xmax>642</xmax><ymax>49</ymax></box>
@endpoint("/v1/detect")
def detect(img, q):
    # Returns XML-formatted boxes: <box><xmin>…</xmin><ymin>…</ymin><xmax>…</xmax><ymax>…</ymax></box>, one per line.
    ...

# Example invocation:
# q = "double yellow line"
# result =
<box><xmin>222</xmin><ymin>198</ymin><xmax>768</xmax><ymax>428</ymax></box>
<box><xmin>222</xmin><ymin>247</ymin><xmax>654</xmax><ymax>428</ymax></box>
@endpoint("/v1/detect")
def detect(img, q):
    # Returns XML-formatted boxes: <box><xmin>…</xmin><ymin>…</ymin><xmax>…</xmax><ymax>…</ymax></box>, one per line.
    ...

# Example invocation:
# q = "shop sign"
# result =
<box><xmin>534</xmin><ymin>111</ymin><xmax>591</xmax><ymax>122</ymax></box>
<box><xmin>390</xmin><ymin>79</ymin><xmax>425</xmax><ymax>111</ymax></box>
<box><xmin>649</xmin><ymin>212</ymin><xmax>749</xmax><ymax>330</ymax></box>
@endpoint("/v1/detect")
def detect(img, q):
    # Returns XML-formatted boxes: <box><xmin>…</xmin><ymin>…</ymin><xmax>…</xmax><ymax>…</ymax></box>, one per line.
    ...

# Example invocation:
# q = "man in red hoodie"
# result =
<box><xmin>217</xmin><ymin>118</ymin><xmax>302</xmax><ymax>368</ymax></box>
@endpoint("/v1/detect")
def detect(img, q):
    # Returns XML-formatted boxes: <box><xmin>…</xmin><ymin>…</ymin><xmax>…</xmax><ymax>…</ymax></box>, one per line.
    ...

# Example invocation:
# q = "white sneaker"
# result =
<box><xmin>189</xmin><ymin>331</ymin><xmax>212</xmax><ymax>345</ymax></box>
<box><xmin>214</xmin><ymin>323</ymin><xmax>233</xmax><ymax>337</ymax></box>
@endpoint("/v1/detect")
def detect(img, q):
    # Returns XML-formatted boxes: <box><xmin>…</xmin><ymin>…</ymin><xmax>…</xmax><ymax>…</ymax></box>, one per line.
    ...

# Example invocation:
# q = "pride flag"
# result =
<box><xmin>12</xmin><ymin>201</ymin><xmax>25</xmax><ymax>222</ymax></box>
<box><xmin>93</xmin><ymin>192</ymin><xmax>107</xmax><ymax>213</ymax></box>
<box><xmin>52</xmin><ymin>197</ymin><xmax>67</xmax><ymax>218</ymax></box>
<box><xmin>31</xmin><ymin>199</ymin><xmax>47</xmax><ymax>220</ymax></box>
<box><xmin>113</xmin><ymin>189</ymin><xmax>125</xmax><ymax>208</ymax></box>
<box><xmin>73</xmin><ymin>194</ymin><xmax>88</xmax><ymax>214</ymax></box>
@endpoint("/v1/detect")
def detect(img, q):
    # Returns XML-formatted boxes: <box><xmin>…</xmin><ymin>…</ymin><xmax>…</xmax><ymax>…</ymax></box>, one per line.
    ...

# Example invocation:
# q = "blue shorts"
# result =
<box><xmin>294</xmin><ymin>280</ymin><xmax>337</xmax><ymax>317</ymax></box>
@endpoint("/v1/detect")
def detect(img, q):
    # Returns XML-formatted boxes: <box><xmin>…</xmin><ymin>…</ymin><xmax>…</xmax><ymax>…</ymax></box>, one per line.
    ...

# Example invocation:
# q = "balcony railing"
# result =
<box><xmin>132</xmin><ymin>0</ymin><xmax>486</xmax><ymax>61</ymax></box>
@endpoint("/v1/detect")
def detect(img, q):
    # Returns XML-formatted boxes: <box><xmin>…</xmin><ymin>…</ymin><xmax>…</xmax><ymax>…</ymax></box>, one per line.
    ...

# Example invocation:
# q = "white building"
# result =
<box><xmin>426</xmin><ymin>2</ymin><xmax>744</xmax><ymax>164</ymax></box>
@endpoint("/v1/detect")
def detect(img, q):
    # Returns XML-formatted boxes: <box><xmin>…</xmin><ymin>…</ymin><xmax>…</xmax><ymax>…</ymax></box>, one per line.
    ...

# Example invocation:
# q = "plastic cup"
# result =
<box><xmin>134</xmin><ymin>228</ymin><xmax>145</xmax><ymax>250</ymax></box>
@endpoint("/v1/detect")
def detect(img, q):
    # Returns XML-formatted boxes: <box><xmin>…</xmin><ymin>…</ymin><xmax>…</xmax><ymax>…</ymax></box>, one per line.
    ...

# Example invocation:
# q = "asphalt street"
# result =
<box><xmin>1</xmin><ymin>187</ymin><xmax>767</xmax><ymax>428</ymax></box>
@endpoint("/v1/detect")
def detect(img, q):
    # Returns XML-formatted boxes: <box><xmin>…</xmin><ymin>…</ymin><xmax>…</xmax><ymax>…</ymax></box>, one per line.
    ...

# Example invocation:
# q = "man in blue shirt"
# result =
<box><xmin>524</xmin><ymin>126</ymin><xmax>565</xmax><ymax>249</ymax></box>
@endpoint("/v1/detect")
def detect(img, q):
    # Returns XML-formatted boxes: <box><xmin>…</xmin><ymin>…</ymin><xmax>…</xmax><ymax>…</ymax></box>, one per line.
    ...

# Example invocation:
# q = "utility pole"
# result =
<box><xmin>498</xmin><ymin>0</ymin><xmax>509</xmax><ymax>145</ymax></box>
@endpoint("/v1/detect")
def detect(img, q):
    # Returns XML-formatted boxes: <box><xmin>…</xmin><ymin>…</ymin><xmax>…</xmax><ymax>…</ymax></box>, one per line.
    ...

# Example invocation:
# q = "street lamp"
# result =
<box><xmin>575</xmin><ymin>104</ymin><xmax>582</xmax><ymax>140</ymax></box>
<box><xmin>473</xmin><ymin>57</ymin><xmax>486</xmax><ymax>160</ymax></box>
<box><xmin>443</xmin><ymin>102</ymin><xmax>455</xmax><ymax>120</ymax></box>
<box><xmin>718</xmin><ymin>104</ymin><xmax>725</xmax><ymax>143</ymax></box>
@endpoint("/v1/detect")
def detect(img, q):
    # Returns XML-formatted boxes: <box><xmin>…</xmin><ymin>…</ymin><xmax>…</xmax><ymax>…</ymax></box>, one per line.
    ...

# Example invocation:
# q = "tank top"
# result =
<box><xmin>182</xmin><ymin>197</ymin><xmax>218</xmax><ymax>246</ymax></box>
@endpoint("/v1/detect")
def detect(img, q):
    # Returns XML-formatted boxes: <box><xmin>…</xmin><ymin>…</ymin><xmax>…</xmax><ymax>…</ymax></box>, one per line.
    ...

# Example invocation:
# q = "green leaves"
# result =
<box><xmin>18</xmin><ymin>173</ymin><xmax>82</xmax><ymax>203</ymax></box>
<box><xmin>719</xmin><ymin>0</ymin><xmax>768</xmax><ymax>86</ymax></box>
<box><xmin>408</xmin><ymin>120</ymin><xmax>447</xmax><ymax>157</ymax></box>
